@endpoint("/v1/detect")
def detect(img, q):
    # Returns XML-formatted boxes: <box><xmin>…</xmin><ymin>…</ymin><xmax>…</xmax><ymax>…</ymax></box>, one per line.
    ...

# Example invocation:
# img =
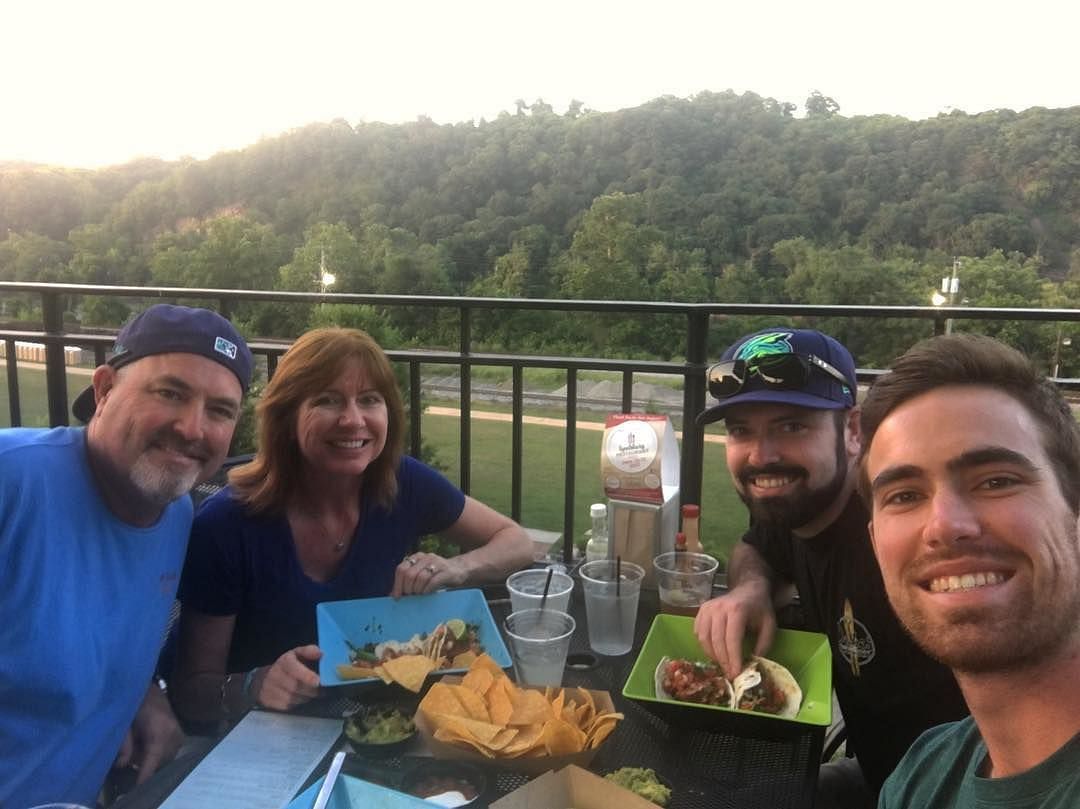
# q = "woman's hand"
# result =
<box><xmin>251</xmin><ymin>645</ymin><xmax>323</xmax><ymax>710</ymax></box>
<box><xmin>391</xmin><ymin>551</ymin><xmax>469</xmax><ymax>597</ymax></box>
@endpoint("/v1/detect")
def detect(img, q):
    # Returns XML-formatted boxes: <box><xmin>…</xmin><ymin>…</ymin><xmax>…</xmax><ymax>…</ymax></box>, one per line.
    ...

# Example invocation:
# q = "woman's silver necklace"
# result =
<box><xmin>300</xmin><ymin>511</ymin><xmax>352</xmax><ymax>552</ymax></box>
<box><xmin>326</xmin><ymin>523</ymin><xmax>350</xmax><ymax>552</ymax></box>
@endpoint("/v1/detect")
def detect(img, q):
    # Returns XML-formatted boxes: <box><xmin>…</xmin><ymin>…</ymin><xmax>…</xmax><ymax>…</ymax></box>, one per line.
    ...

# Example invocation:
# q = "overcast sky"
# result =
<box><xmin>5</xmin><ymin>0</ymin><xmax>1078</xmax><ymax>168</ymax></box>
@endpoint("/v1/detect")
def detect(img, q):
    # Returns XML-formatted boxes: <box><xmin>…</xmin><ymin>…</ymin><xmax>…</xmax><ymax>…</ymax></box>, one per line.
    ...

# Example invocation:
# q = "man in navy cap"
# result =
<box><xmin>0</xmin><ymin>304</ymin><xmax>253</xmax><ymax>808</ymax></box>
<box><xmin>693</xmin><ymin>328</ymin><xmax>967</xmax><ymax>809</ymax></box>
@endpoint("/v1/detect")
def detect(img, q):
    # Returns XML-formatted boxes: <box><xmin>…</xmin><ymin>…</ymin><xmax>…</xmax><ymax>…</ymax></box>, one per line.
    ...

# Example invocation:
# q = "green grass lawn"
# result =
<box><xmin>419</xmin><ymin>409</ymin><xmax>746</xmax><ymax>565</ymax></box>
<box><xmin>0</xmin><ymin>366</ymin><xmax>90</xmax><ymax>427</ymax></box>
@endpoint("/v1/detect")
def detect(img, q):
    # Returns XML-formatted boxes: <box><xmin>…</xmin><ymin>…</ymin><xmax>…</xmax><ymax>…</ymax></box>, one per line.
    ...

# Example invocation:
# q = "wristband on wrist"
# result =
<box><xmin>220</xmin><ymin>673</ymin><xmax>234</xmax><ymax>719</ymax></box>
<box><xmin>242</xmin><ymin>667</ymin><xmax>259</xmax><ymax>703</ymax></box>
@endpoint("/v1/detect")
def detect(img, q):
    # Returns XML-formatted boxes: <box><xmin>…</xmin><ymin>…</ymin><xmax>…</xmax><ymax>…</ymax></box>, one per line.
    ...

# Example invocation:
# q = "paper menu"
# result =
<box><xmin>158</xmin><ymin>710</ymin><xmax>342</xmax><ymax>809</ymax></box>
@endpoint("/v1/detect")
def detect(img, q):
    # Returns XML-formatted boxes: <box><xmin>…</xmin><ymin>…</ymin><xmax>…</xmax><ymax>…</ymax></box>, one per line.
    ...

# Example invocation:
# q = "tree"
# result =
<box><xmin>279</xmin><ymin>222</ymin><xmax>369</xmax><ymax>293</ymax></box>
<box><xmin>0</xmin><ymin>232</ymin><xmax>72</xmax><ymax>282</ymax></box>
<box><xmin>805</xmin><ymin>91</ymin><xmax>840</xmax><ymax>119</ymax></box>
<box><xmin>559</xmin><ymin>193</ymin><xmax>658</xmax><ymax>300</ymax></box>
<box><xmin>150</xmin><ymin>216</ymin><xmax>285</xmax><ymax>290</ymax></box>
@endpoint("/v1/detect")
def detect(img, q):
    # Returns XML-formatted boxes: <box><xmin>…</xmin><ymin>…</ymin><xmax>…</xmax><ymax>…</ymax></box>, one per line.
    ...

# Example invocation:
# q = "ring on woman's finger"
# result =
<box><xmin>425</xmin><ymin>564</ymin><xmax>438</xmax><ymax>575</ymax></box>
<box><xmin>405</xmin><ymin>556</ymin><xmax>419</xmax><ymax>566</ymax></box>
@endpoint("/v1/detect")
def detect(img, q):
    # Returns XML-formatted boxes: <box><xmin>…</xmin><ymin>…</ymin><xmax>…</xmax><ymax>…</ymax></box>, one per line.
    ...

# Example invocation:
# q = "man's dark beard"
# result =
<box><xmin>737</xmin><ymin>427</ymin><xmax>848</xmax><ymax>532</ymax></box>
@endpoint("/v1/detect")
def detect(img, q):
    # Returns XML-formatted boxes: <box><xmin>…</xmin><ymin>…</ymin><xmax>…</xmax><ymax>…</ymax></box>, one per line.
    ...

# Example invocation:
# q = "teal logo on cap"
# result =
<box><xmin>735</xmin><ymin>332</ymin><xmax>794</xmax><ymax>362</ymax></box>
<box><xmin>214</xmin><ymin>336</ymin><xmax>238</xmax><ymax>360</ymax></box>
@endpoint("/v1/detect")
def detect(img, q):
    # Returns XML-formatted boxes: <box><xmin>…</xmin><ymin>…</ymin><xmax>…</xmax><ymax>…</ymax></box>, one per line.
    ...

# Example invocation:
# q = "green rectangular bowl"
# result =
<box><xmin>623</xmin><ymin>615</ymin><xmax>832</xmax><ymax>733</ymax></box>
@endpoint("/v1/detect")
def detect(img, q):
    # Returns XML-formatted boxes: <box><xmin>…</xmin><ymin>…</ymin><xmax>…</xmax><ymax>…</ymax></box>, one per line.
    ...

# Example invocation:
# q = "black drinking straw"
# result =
<box><xmin>539</xmin><ymin>568</ymin><xmax>554</xmax><ymax>611</ymax></box>
<box><xmin>615</xmin><ymin>556</ymin><xmax>622</xmax><ymax>596</ymax></box>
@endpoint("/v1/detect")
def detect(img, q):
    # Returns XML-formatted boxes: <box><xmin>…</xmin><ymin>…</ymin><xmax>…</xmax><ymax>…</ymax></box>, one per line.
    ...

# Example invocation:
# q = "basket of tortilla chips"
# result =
<box><xmin>414</xmin><ymin>654</ymin><xmax>623</xmax><ymax>774</ymax></box>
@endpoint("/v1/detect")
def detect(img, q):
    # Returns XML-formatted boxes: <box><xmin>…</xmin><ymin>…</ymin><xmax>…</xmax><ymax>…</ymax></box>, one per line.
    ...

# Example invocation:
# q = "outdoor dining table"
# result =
<box><xmin>114</xmin><ymin>581</ymin><xmax>823</xmax><ymax>809</ymax></box>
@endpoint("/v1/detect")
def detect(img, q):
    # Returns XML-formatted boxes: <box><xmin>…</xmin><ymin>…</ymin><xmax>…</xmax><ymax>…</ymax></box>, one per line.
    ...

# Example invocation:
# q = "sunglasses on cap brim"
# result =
<box><xmin>707</xmin><ymin>353</ymin><xmax>852</xmax><ymax>400</ymax></box>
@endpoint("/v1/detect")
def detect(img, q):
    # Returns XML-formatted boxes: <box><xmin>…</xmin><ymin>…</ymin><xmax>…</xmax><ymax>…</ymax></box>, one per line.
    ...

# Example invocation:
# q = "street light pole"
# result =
<box><xmin>944</xmin><ymin>258</ymin><xmax>960</xmax><ymax>335</ymax></box>
<box><xmin>318</xmin><ymin>248</ymin><xmax>336</xmax><ymax>292</ymax></box>
<box><xmin>1053</xmin><ymin>325</ymin><xmax>1072</xmax><ymax>378</ymax></box>
<box><xmin>932</xmin><ymin>259</ymin><xmax>961</xmax><ymax>335</ymax></box>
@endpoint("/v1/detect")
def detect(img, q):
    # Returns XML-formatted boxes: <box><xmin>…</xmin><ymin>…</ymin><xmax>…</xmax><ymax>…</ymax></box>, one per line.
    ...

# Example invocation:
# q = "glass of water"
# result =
<box><xmin>579</xmin><ymin>559</ymin><xmax>645</xmax><ymax>655</ymax></box>
<box><xmin>503</xmin><ymin>608</ymin><xmax>575</xmax><ymax>687</ymax></box>
<box><xmin>506</xmin><ymin>568</ymin><xmax>574</xmax><ymax>614</ymax></box>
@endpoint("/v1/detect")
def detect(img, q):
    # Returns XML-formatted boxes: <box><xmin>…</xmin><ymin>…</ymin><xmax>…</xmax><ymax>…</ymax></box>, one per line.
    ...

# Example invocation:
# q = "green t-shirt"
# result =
<box><xmin>880</xmin><ymin>717</ymin><xmax>1080</xmax><ymax>808</ymax></box>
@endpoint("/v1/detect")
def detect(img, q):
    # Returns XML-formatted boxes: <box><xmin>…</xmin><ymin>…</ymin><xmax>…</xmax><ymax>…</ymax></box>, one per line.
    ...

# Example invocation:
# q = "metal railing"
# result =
<box><xmin>4</xmin><ymin>281</ymin><xmax>1080</xmax><ymax>561</ymax></box>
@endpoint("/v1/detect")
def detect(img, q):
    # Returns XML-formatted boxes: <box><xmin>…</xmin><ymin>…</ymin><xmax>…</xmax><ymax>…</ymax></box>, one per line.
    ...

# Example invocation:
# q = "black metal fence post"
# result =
<box><xmin>42</xmin><ymin>292</ymin><xmax>68</xmax><ymax>427</ymax></box>
<box><xmin>562</xmin><ymin>369</ymin><xmax>578</xmax><ymax>564</ymax></box>
<box><xmin>680</xmin><ymin>310</ymin><xmax>710</xmax><ymax>509</ymax></box>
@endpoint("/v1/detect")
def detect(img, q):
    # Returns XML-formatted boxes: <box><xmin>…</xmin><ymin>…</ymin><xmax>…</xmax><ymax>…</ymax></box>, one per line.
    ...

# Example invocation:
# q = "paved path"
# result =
<box><xmin>424</xmin><ymin>405</ymin><xmax>727</xmax><ymax>444</ymax></box>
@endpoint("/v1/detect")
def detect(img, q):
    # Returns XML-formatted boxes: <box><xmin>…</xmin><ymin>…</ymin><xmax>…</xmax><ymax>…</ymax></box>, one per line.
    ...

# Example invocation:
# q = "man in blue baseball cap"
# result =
<box><xmin>693</xmin><ymin>327</ymin><xmax>967</xmax><ymax>809</ymax></box>
<box><xmin>0</xmin><ymin>304</ymin><xmax>252</xmax><ymax>808</ymax></box>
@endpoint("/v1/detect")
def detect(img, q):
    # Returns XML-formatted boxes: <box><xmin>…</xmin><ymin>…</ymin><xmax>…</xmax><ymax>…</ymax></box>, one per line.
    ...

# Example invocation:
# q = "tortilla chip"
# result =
<box><xmin>587</xmin><ymin>712</ymin><xmax>624</xmax><ymax>748</ymax></box>
<box><xmin>500</xmin><ymin>722</ymin><xmax>545</xmax><ymax>757</ymax></box>
<box><xmin>371</xmin><ymin>665</ymin><xmax>394</xmax><ymax>685</ymax></box>
<box><xmin>419</xmin><ymin>682</ymin><xmax>467</xmax><ymax>720</ymax></box>
<box><xmin>542</xmin><ymin>717</ymin><xmax>587</xmax><ymax>756</ymax></box>
<box><xmin>487</xmin><ymin>679</ymin><xmax>515</xmax><ymax>726</ymax></box>
<box><xmin>470</xmin><ymin>653</ymin><xmax>506</xmax><ymax>678</ymax></box>
<box><xmin>451</xmin><ymin>651</ymin><xmax>478</xmax><ymax>668</ymax></box>
<box><xmin>382</xmin><ymin>654</ymin><xmax>437</xmax><ymax>692</ymax></box>
<box><xmin>433</xmin><ymin>727</ymin><xmax>499</xmax><ymax>758</ymax></box>
<box><xmin>548</xmin><ymin>688</ymin><xmax>565</xmax><ymax>717</ymax></box>
<box><xmin>450</xmin><ymin>684</ymin><xmax>491</xmax><ymax>722</ymax></box>
<box><xmin>508</xmin><ymin>690</ymin><xmax>553</xmax><ymax>726</ymax></box>
<box><xmin>432</xmin><ymin>713</ymin><xmax>504</xmax><ymax>745</ymax></box>
<box><xmin>460</xmin><ymin>667</ymin><xmax>495</xmax><ymax>696</ymax></box>
<box><xmin>335</xmin><ymin>663</ymin><xmax>378</xmax><ymax>680</ymax></box>
<box><xmin>482</xmin><ymin>727</ymin><xmax>520</xmax><ymax>752</ymax></box>
<box><xmin>575</xmin><ymin>687</ymin><xmax>596</xmax><ymax>726</ymax></box>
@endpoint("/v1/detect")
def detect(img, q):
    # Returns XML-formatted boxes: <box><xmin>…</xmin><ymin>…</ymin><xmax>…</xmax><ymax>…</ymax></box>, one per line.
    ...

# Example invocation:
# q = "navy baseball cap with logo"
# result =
<box><xmin>72</xmin><ymin>304</ymin><xmax>253</xmax><ymax>423</ymax></box>
<box><xmin>697</xmin><ymin>328</ymin><xmax>857</xmax><ymax>425</ymax></box>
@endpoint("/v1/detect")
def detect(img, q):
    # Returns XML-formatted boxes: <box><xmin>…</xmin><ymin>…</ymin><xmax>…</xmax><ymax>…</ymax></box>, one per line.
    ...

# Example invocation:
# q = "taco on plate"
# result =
<box><xmin>654</xmin><ymin>656</ymin><xmax>733</xmax><ymax>707</ymax></box>
<box><xmin>730</xmin><ymin>656</ymin><xmax>802</xmax><ymax>718</ymax></box>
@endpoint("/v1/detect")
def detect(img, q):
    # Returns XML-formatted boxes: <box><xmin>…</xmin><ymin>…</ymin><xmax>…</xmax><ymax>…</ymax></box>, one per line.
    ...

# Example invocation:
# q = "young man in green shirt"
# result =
<box><xmin>861</xmin><ymin>334</ymin><xmax>1080</xmax><ymax>807</ymax></box>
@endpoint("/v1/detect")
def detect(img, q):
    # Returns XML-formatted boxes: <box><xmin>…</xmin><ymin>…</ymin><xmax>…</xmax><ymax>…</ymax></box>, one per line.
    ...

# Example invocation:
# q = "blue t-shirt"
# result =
<box><xmin>179</xmin><ymin>455</ymin><xmax>466</xmax><ymax>672</ymax></box>
<box><xmin>0</xmin><ymin>427</ymin><xmax>192</xmax><ymax>809</ymax></box>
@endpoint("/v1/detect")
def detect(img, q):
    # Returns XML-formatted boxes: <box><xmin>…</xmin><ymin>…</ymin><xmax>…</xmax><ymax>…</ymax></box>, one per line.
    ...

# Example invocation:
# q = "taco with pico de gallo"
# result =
<box><xmin>654</xmin><ymin>656</ymin><xmax>733</xmax><ymax>707</ymax></box>
<box><xmin>654</xmin><ymin>655</ymin><xmax>802</xmax><ymax>718</ymax></box>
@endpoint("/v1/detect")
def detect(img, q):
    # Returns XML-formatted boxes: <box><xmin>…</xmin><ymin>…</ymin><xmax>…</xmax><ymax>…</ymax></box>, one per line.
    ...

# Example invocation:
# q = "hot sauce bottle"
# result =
<box><xmin>681</xmin><ymin>504</ymin><xmax>704</xmax><ymax>554</ymax></box>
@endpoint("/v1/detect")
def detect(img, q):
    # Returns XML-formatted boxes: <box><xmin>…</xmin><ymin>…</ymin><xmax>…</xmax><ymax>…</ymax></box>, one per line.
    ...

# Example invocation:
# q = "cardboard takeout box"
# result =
<box><xmin>489</xmin><ymin>765</ymin><xmax>664</xmax><ymax>809</ymax></box>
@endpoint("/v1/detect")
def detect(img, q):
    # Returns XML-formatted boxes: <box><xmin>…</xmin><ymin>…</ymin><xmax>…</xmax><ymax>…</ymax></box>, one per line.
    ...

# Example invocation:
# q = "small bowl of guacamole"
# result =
<box><xmin>344</xmin><ymin>705</ymin><xmax>418</xmax><ymax>756</ymax></box>
<box><xmin>604</xmin><ymin>767</ymin><xmax>672</xmax><ymax>806</ymax></box>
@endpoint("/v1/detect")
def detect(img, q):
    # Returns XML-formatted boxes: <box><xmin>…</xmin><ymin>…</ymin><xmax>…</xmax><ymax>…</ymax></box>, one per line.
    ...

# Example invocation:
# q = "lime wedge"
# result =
<box><xmin>446</xmin><ymin>618</ymin><xmax>467</xmax><ymax>640</ymax></box>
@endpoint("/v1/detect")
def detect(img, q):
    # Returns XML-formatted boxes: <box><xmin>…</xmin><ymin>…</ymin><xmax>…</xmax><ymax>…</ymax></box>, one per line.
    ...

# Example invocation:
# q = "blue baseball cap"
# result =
<box><xmin>697</xmin><ymin>328</ymin><xmax>857</xmax><ymax>425</ymax></box>
<box><xmin>72</xmin><ymin>304</ymin><xmax>253</xmax><ymax>422</ymax></box>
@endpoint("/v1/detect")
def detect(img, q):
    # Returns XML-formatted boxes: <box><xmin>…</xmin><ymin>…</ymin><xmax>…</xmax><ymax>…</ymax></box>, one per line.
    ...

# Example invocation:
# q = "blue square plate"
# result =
<box><xmin>317</xmin><ymin>589</ymin><xmax>512</xmax><ymax>687</ymax></box>
<box><xmin>286</xmin><ymin>773</ymin><xmax>433</xmax><ymax>809</ymax></box>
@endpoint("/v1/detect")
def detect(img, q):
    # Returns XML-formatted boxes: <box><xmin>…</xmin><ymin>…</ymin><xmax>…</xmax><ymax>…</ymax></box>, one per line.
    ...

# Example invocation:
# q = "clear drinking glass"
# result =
<box><xmin>503</xmin><ymin>608</ymin><xmax>575</xmax><ymax>687</ymax></box>
<box><xmin>579</xmin><ymin>560</ymin><xmax>645</xmax><ymax>655</ymax></box>
<box><xmin>506</xmin><ymin>569</ymin><xmax>574</xmax><ymax>614</ymax></box>
<box><xmin>653</xmin><ymin>551</ymin><xmax>720</xmax><ymax>617</ymax></box>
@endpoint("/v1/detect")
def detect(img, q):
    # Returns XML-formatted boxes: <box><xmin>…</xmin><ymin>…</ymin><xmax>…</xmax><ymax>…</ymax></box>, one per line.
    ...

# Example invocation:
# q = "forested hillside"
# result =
<box><xmin>2</xmin><ymin>91</ymin><xmax>1079</xmax><ymax>367</ymax></box>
